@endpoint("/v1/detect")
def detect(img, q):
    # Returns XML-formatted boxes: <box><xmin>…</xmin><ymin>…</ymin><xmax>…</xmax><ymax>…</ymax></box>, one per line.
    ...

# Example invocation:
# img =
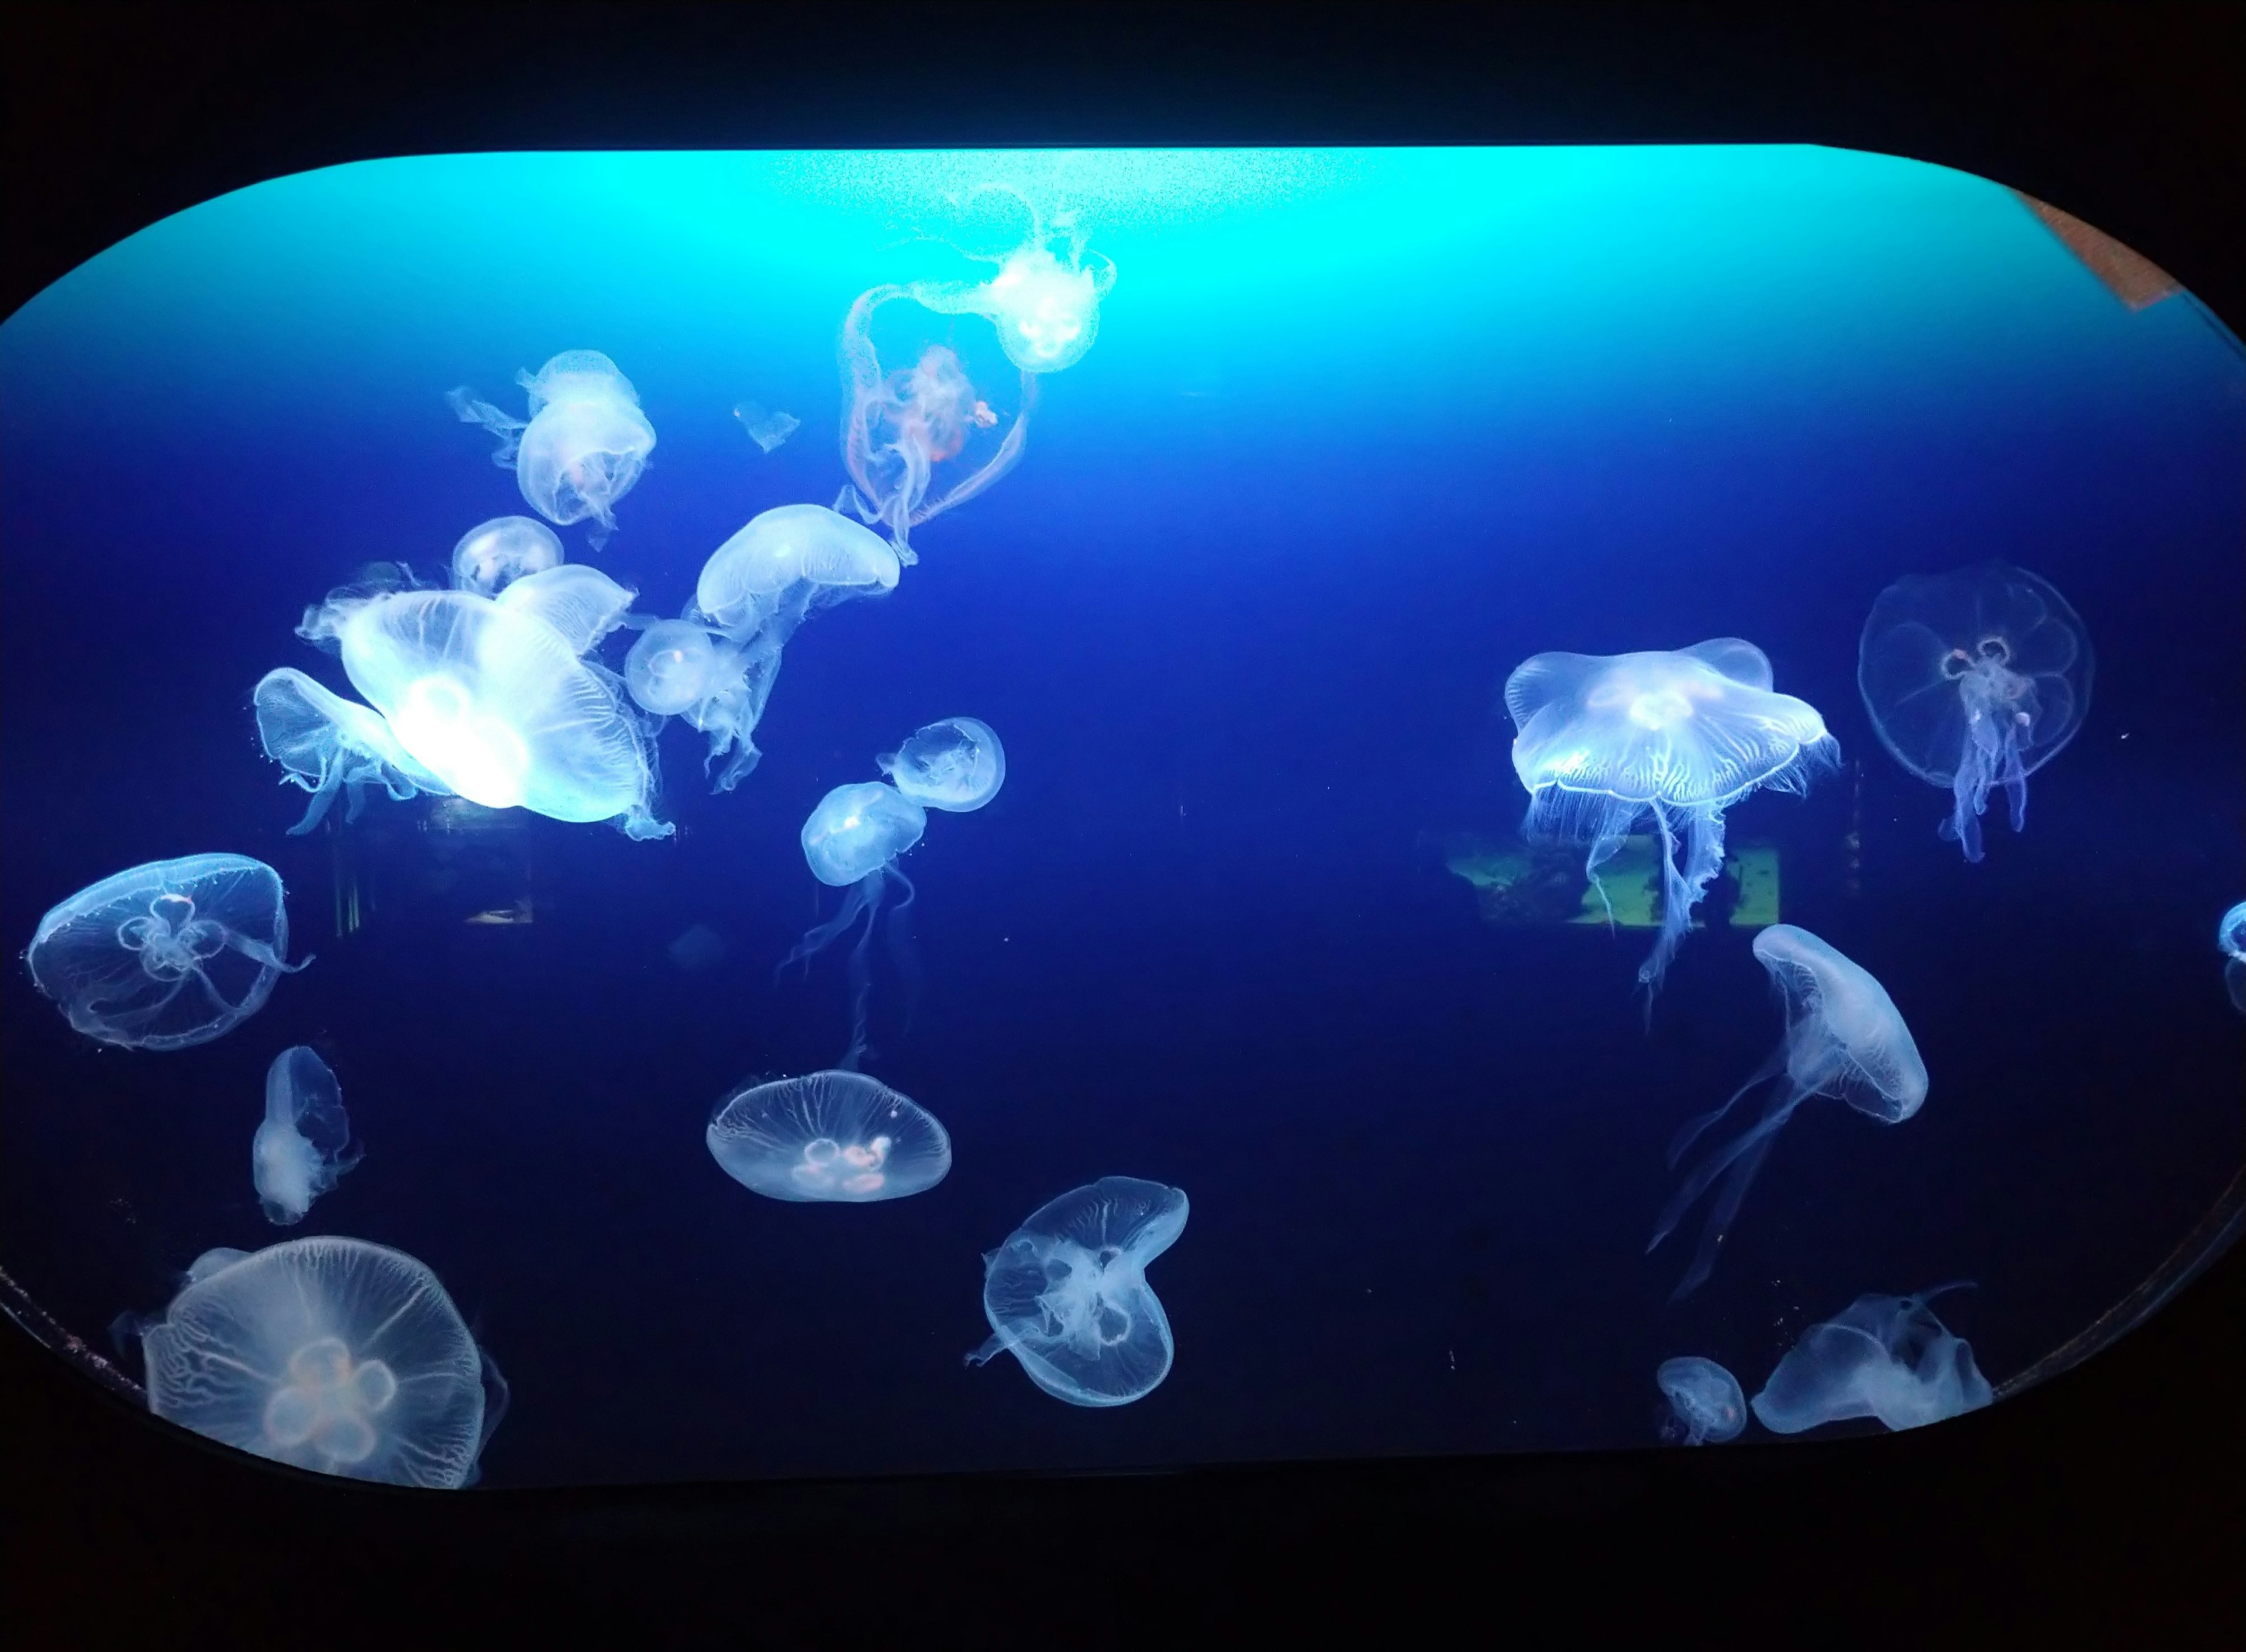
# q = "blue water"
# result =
<box><xmin>2</xmin><ymin>147</ymin><xmax>2240</xmax><ymax>1485</ymax></box>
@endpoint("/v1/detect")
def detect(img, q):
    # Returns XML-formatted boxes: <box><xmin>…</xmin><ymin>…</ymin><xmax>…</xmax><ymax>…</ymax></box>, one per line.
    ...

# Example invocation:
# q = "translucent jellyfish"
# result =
<box><xmin>450</xmin><ymin>515</ymin><xmax>562</xmax><ymax>595</ymax></box>
<box><xmin>908</xmin><ymin>193</ymin><xmax>1118</xmax><ymax>375</ymax></box>
<box><xmin>447</xmin><ymin>350</ymin><xmax>656</xmax><ymax>544</ymax></box>
<box><xmin>1857</xmin><ymin>561</ymin><xmax>2092</xmax><ymax>863</ymax></box>
<box><xmin>1750</xmin><ymin>1284</ymin><xmax>1993</xmax><ymax>1434</ymax></box>
<box><xmin>253</xmin><ymin>667</ymin><xmax>452</xmax><ymax>834</ymax></box>
<box><xmin>1506</xmin><ymin>639</ymin><xmax>1835</xmax><ymax>998</ymax></box>
<box><xmin>965</xmin><ymin>1176</ymin><xmax>1189</xmax><ymax>1408</ymax></box>
<box><xmin>1650</xmin><ymin>924</ymin><xmax>1927</xmax><ymax>1299</ymax></box>
<box><xmin>298</xmin><ymin>585</ymin><xmax>671</xmax><ymax>840</ymax></box>
<box><xmin>253</xmin><ymin>1046</ymin><xmax>361</xmax><ymax>1226</ymax></box>
<box><xmin>27</xmin><ymin>854</ymin><xmax>310</xmax><ymax>1051</ymax></box>
<box><xmin>1656</xmin><ymin>1356</ymin><xmax>1746</xmax><ymax>1445</ymax></box>
<box><xmin>733</xmin><ymin>399</ymin><xmax>800</xmax><ymax>454</ymax></box>
<box><xmin>132</xmin><ymin>1236</ymin><xmax>505</xmax><ymax>1487</ymax></box>
<box><xmin>691</xmin><ymin>503</ymin><xmax>901</xmax><ymax>640</ymax></box>
<box><xmin>2220</xmin><ymin>901</ymin><xmax>2246</xmax><ymax>1013</ymax></box>
<box><xmin>492</xmin><ymin>563</ymin><xmax>640</xmax><ymax>656</ymax></box>
<box><xmin>780</xmin><ymin>782</ymin><xmax>927</xmax><ymax>1069</ymax></box>
<box><xmin>879</xmin><ymin>716</ymin><xmax>1006</xmax><ymax>813</ymax></box>
<box><xmin>623</xmin><ymin>619</ymin><xmax>777</xmax><ymax>793</ymax></box>
<box><xmin>705</xmin><ymin>1070</ymin><xmax>952</xmax><ymax>1203</ymax></box>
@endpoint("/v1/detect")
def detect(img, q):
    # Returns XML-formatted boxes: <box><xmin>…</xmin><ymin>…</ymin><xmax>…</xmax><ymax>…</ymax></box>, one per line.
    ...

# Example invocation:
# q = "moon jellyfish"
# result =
<box><xmin>965</xmin><ymin>1176</ymin><xmax>1189</xmax><ymax>1409</ymax></box>
<box><xmin>623</xmin><ymin>619</ymin><xmax>776</xmax><ymax>792</ymax></box>
<box><xmin>706</xmin><ymin>1070</ymin><xmax>952</xmax><ymax>1203</ymax></box>
<box><xmin>2220</xmin><ymin>901</ymin><xmax>2246</xmax><ymax>1012</ymax></box>
<box><xmin>879</xmin><ymin>716</ymin><xmax>1006</xmax><ymax>813</ymax></box>
<box><xmin>1857</xmin><ymin>561</ymin><xmax>2092</xmax><ymax>863</ymax></box>
<box><xmin>450</xmin><ymin>515</ymin><xmax>562</xmax><ymax>596</ymax></box>
<box><xmin>132</xmin><ymin>1236</ymin><xmax>505</xmax><ymax>1487</ymax></box>
<box><xmin>733</xmin><ymin>399</ymin><xmax>800</xmax><ymax>454</ymax></box>
<box><xmin>27</xmin><ymin>854</ymin><xmax>310</xmax><ymax>1051</ymax></box>
<box><xmin>254</xmin><ymin>667</ymin><xmax>452</xmax><ymax>834</ymax></box>
<box><xmin>1650</xmin><ymin>925</ymin><xmax>1927</xmax><ymax>1299</ymax></box>
<box><xmin>908</xmin><ymin>194</ymin><xmax>1118</xmax><ymax>375</ymax></box>
<box><xmin>447</xmin><ymin>350</ymin><xmax>656</xmax><ymax>544</ymax></box>
<box><xmin>1750</xmin><ymin>1284</ymin><xmax>1992</xmax><ymax>1435</ymax></box>
<box><xmin>781</xmin><ymin>782</ymin><xmax>927</xmax><ymax>1069</ymax></box>
<box><xmin>254</xmin><ymin>1046</ymin><xmax>361</xmax><ymax>1225</ymax></box>
<box><xmin>492</xmin><ymin>563</ymin><xmax>639</xmax><ymax>656</ymax></box>
<box><xmin>1656</xmin><ymin>1356</ymin><xmax>1746</xmax><ymax>1445</ymax></box>
<box><xmin>1506</xmin><ymin>639</ymin><xmax>1835</xmax><ymax>998</ymax></box>
<box><xmin>691</xmin><ymin>503</ymin><xmax>900</xmax><ymax>641</ymax></box>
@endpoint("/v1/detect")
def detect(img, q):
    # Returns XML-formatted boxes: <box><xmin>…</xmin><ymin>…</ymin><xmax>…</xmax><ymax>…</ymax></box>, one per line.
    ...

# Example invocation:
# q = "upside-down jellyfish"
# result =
<box><xmin>966</xmin><ymin>1176</ymin><xmax>1189</xmax><ymax>1408</ymax></box>
<box><xmin>879</xmin><ymin>716</ymin><xmax>1006</xmax><ymax>812</ymax></box>
<box><xmin>908</xmin><ymin>193</ymin><xmax>1118</xmax><ymax>375</ymax></box>
<box><xmin>1649</xmin><ymin>925</ymin><xmax>1927</xmax><ymax>1299</ymax></box>
<box><xmin>623</xmin><ymin>619</ymin><xmax>776</xmax><ymax>793</ymax></box>
<box><xmin>254</xmin><ymin>1046</ymin><xmax>361</xmax><ymax>1226</ymax></box>
<box><xmin>132</xmin><ymin>1236</ymin><xmax>506</xmax><ymax>1487</ymax></box>
<box><xmin>1750</xmin><ymin>1284</ymin><xmax>1992</xmax><ymax>1434</ymax></box>
<box><xmin>492</xmin><ymin>563</ymin><xmax>639</xmax><ymax>656</ymax></box>
<box><xmin>1506</xmin><ymin>639</ymin><xmax>1835</xmax><ymax>999</ymax></box>
<box><xmin>1656</xmin><ymin>1356</ymin><xmax>1746</xmax><ymax>1445</ymax></box>
<box><xmin>448</xmin><ymin>350</ymin><xmax>656</xmax><ymax>544</ymax></box>
<box><xmin>27</xmin><ymin>854</ymin><xmax>309</xmax><ymax>1051</ymax></box>
<box><xmin>1858</xmin><ymin>562</ymin><xmax>2092</xmax><ymax>862</ymax></box>
<box><xmin>706</xmin><ymin>1070</ymin><xmax>952</xmax><ymax>1203</ymax></box>
<box><xmin>254</xmin><ymin>667</ymin><xmax>453</xmax><ymax>834</ymax></box>
<box><xmin>780</xmin><ymin>782</ymin><xmax>927</xmax><ymax>1070</ymax></box>
<box><xmin>450</xmin><ymin>516</ymin><xmax>563</xmax><ymax>596</ymax></box>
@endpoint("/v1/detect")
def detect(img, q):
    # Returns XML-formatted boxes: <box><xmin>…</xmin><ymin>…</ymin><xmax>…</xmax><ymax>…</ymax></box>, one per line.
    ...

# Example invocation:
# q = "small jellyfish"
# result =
<box><xmin>1650</xmin><ymin>925</ymin><xmax>1927</xmax><ymax>1299</ymax></box>
<box><xmin>1506</xmin><ymin>639</ymin><xmax>1835</xmax><ymax>999</ymax></box>
<box><xmin>908</xmin><ymin>186</ymin><xmax>1118</xmax><ymax>375</ymax></box>
<box><xmin>492</xmin><ymin>563</ymin><xmax>640</xmax><ymax>656</ymax></box>
<box><xmin>254</xmin><ymin>667</ymin><xmax>453</xmax><ymax>834</ymax></box>
<box><xmin>447</xmin><ymin>350</ymin><xmax>656</xmax><ymax>544</ymax></box>
<box><xmin>27</xmin><ymin>854</ymin><xmax>310</xmax><ymax>1051</ymax></box>
<box><xmin>131</xmin><ymin>1236</ymin><xmax>505</xmax><ymax>1487</ymax></box>
<box><xmin>623</xmin><ymin>619</ymin><xmax>776</xmax><ymax>793</ymax></box>
<box><xmin>780</xmin><ymin>782</ymin><xmax>927</xmax><ymax>1070</ymax></box>
<box><xmin>965</xmin><ymin>1176</ymin><xmax>1189</xmax><ymax>1408</ymax></box>
<box><xmin>2219</xmin><ymin>901</ymin><xmax>2246</xmax><ymax>1013</ymax></box>
<box><xmin>1656</xmin><ymin>1356</ymin><xmax>1746</xmax><ymax>1445</ymax></box>
<box><xmin>1858</xmin><ymin>561</ymin><xmax>2092</xmax><ymax>862</ymax></box>
<box><xmin>1750</xmin><ymin>1284</ymin><xmax>1992</xmax><ymax>1435</ymax></box>
<box><xmin>450</xmin><ymin>515</ymin><xmax>563</xmax><ymax>595</ymax></box>
<box><xmin>691</xmin><ymin>503</ymin><xmax>901</xmax><ymax>640</ymax></box>
<box><xmin>733</xmin><ymin>399</ymin><xmax>801</xmax><ymax>454</ymax></box>
<box><xmin>706</xmin><ymin>1070</ymin><xmax>952</xmax><ymax>1203</ymax></box>
<box><xmin>253</xmin><ymin>1046</ymin><xmax>361</xmax><ymax>1225</ymax></box>
<box><xmin>879</xmin><ymin>716</ymin><xmax>1006</xmax><ymax>813</ymax></box>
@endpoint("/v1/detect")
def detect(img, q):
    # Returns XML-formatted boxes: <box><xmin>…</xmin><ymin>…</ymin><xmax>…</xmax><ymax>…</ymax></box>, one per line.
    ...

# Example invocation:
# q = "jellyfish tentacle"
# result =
<box><xmin>884</xmin><ymin>867</ymin><xmax>922</xmax><ymax>1036</ymax></box>
<box><xmin>1668</xmin><ymin>1045</ymin><xmax>1787</xmax><ymax>1167</ymax></box>
<box><xmin>1670</xmin><ymin>1127</ymin><xmax>1784</xmax><ymax>1302</ymax></box>
<box><xmin>1648</xmin><ymin>1085</ymin><xmax>1808</xmax><ymax>1260</ymax></box>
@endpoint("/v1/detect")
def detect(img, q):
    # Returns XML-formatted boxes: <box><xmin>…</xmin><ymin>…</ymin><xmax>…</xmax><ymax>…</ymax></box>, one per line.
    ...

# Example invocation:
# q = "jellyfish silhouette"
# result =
<box><xmin>254</xmin><ymin>1046</ymin><xmax>361</xmax><ymax>1225</ymax></box>
<box><xmin>132</xmin><ymin>1236</ymin><xmax>505</xmax><ymax>1487</ymax></box>
<box><xmin>780</xmin><ymin>782</ymin><xmax>926</xmax><ymax>1070</ymax></box>
<box><xmin>1858</xmin><ymin>561</ymin><xmax>2092</xmax><ymax>862</ymax></box>
<box><xmin>2219</xmin><ymin>901</ymin><xmax>2246</xmax><ymax>1013</ymax></box>
<box><xmin>450</xmin><ymin>515</ymin><xmax>563</xmax><ymax>596</ymax></box>
<box><xmin>448</xmin><ymin>350</ymin><xmax>656</xmax><ymax>545</ymax></box>
<box><xmin>1649</xmin><ymin>925</ymin><xmax>1927</xmax><ymax>1299</ymax></box>
<box><xmin>1656</xmin><ymin>1356</ymin><xmax>1746</xmax><ymax>1445</ymax></box>
<box><xmin>1750</xmin><ymin>1284</ymin><xmax>1992</xmax><ymax>1434</ymax></box>
<box><xmin>707</xmin><ymin>1070</ymin><xmax>951</xmax><ymax>1203</ymax></box>
<box><xmin>27</xmin><ymin>854</ymin><xmax>310</xmax><ymax>1051</ymax></box>
<box><xmin>1506</xmin><ymin>638</ymin><xmax>1835</xmax><ymax>999</ymax></box>
<box><xmin>492</xmin><ymin>563</ymin><xmax>640</xmax><ymax>656</ymax></box>
<box><xmin>907</xmin><ymin>188</ymin><xmax>1118</xmax><ymax>376</ymax></box>
<box><xmin>879</xmin><ymin>716</ymin><xmax>1006</xmax><ymax>813</ymax></box>
<box><xmin>254</xmin><ymin>667</ymin><xmax>453</xmax><ymax>834</ymax></box>
<box><xmin>966</xmin><ymin>1176</ymin><xmax>1188</xmax><ymax>1408</ymax></box>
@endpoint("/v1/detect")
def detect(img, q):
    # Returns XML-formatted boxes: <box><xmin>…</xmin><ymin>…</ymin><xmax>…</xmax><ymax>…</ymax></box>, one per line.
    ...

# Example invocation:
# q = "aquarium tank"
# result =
<box><xmin>1</xmin><ymin>147</ymin><xmax>2238</xmax><ymax>1489</ymax></box>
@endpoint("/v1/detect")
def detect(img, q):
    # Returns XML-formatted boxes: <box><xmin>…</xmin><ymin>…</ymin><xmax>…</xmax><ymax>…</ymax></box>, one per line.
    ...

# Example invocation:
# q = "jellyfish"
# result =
<box><xmin>254</xmin><ymin>667</ymin><xmax>453</xmax><ymax>834</ymax></box>
<box><xmin>1656</xmin><ymin>1356</ymin><xmax>1746</xmax><ymax>1445</ymax></box>
<box><xmin>1649</xmin><ymin>925</ymin><xmax>1927</xmax><ymax>1299</ymax></box>
<box><xmin>623</xmin><ymin>619</ymin><xmax>777</xmax><ymax>792</ymax></box>
<box><xmin>26</xmin><ymin>854</ymin><xmax>310</xmax><ymax>1051</ymax></box>
<box><xmin>733</xmin><ymin>399</ymin><xmax>800</xmax><ymax>454</ymax></box>
<box><xmin>690</xmin><ymin>503</ymin><xmax>900</xmax><ymax>643</ymax></box>
<box><xmin>965</xmin><ymin>1176</ymin><xmax>1189</xmax><ymax>1408</ymax></box>
<box><xmin>2219</xmin><ymin>901</ymin><xmax>2246</xmax><ymax>1013</ymax></box>
<box><xmin>491</xmin><ymin>563</ymin><xmax>640</xmax><ymax>656</ymax></box>
<box><xmin>253</xmin><ymin>1046</ymin><xmax>361</xmax><ymax>1225</ymax></box>
<box><xmin>1749</xmin><ymin>1284</ymin><xmax>1992</xmax><ymax>1434</ymax></box>
<box><xmin>908</xmin><ymin>189</ymin><xmax>1118</xmax><ymax>375</ymax></box>
<box><xmin>1506</xmin><ymin>639</ymin><xmax>1835</xmax><ymax>999</ymax></box>
<box><xmin>447</xmin><ymin>350</ymin><xmax>656</xmax><ymax>544</ymax></box>
<box><xmin>131</xmin><ymin>1236</ymin><xmax>505</xmax><ymax>1487</ymax></box>
<box><xmin>1857</xmin><ymin>561</ymin><xmax>2092</xmax><ymax>863</ymax></box>
<box><xmin>706</xmin><ymin>1070</ymin><xmax>952</xmax><ymax>1203</ymax></box>
<box><xmin>779</xmin><ymin>782</ymin><xmax>927</xmax><ymax>1070</ymax></box>
<box><xmin>450</xmin><ymin>515</ymin><xmax>563</xmax><ymax>595</ymax></box>
<box><xmin>879</xmin><ymin>716</ymin><xmax>1006</xmax><ymax>813</ymax></box>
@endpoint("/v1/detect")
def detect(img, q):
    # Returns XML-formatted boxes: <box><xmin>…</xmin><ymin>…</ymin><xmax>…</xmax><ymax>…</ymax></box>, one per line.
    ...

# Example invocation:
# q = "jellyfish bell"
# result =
<box><xmin>879</xmin><ymin>716</ymin><xmax>1006</xmax><ymax>813</ymax></box>
<box><xmin>450</xmin><ymin>515</ymin><xmax>563</xmax><ymax>595</ymax></box>
<box><xmin>1656</xmin><ymin>1356</ymin><xmax>1746</xmax><ymax>1446</ymax></box>
<box><xmin>912</xmin><ymin>240</ymin><xmax>1118</xmax><ymax>376</ymax></box>
<box><xmin>253</xmin><ymin>667</ymin><xmax>453</xmax><ymax>834</ymax></box>
<box><xmin>253</xmin><ymin>1046</ymin><xmax>361</xmax><ymax>1226</ymax></box>
<box><xmin>706</xmin><ymin>1070</ymin><xmax>952</xmax><ymax>1203</ymax></box>
<box><xmin>1750</xmin><ymin>1285</ymin><xmax>1992</xmax><ymax>1434</ymax></box>
<box><xmin>447</xmin><ymin>349</ymin><xmax>656</xmax><ymax>542</ymax></box>
<box><xmin>693</xmin><ymin>503</ymin><xmax>900</xmax><ymax>639</ymax></box>
<box><xmin>492</xmin><ymin>563</ymin><xmax>640</xmax><ymax>656</ymax></box>
<box><xmin>781</xmin><ymin>782</ymin><xmax>928</xmax><ymax>1068</ymax></box>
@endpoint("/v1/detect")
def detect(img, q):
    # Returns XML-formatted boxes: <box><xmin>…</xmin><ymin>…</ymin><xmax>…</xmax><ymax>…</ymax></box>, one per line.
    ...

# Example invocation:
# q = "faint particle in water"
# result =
<box><xmin>732</xmin><ymin>399</ymin><xmax>801</xmax><ymax>454</ymax></box>
<box><xmin>1857</xmin><ymin>562</ymin><xmax>2092</xmax><ymax>863</ymax></box>
<box><xmin>1655</xmin><ymin>1356</ymin><xmax>1746</xmax><ymax>1445</ymax></box>
<box><xmin>1749</xmin><ymin>1284</ymin><xmax>1991</xmax><ymax>1435</ymax></box>
<box><xmin>780</xmin><ymin>781</ymin><xmax>927</xmax><ymax>1070</ymax></box>
<box><xmin>26</xmin><ymin>854</ymin><xmax>310</xmax><ymax>1051</ymax></box>
<box><xmin>254</xmin><ymin>1046</ymin><xmax>361</xmax><ymax>1226</ymax></box>
<box><xmin>447</xmin><ymin>350</ymin><xmax>656</xmax><ymax>546</ymax></box>
<box><xmin>706</xmin><ymin>1070</ymin><xmax>951</xmax><ymax>1203</ymax></box>
<box><xmin>1649</xmin><ymin>924</ymin><xmax>1927</xmax><ymax>1300</ymax></box>
<box><xmin>254</xmin><ymin>667</ymin><xmax>453</xmax><ymax>834</ymax></box>
<box><xmin>878</xmin><ymin>716</ymin><xmax>1006</xmax><ymax>813</ymax></box>
<box><xmin>667</xmin><ymin>921</ymin><xmax>727</xmax><ymax>972</ymax></box>
<box><xmin>2220</xmin><ymin>901</ymin><xmax>2246</xmax><ymax>1013</ymax></box>
<box><xmin>965</xmin><ymin>1176</ymin><xmax>1189</xmax><ymax>1408</ymax></box>
<box><xmin>1505</xmin><ymin>638</ymin><xmax>1835</xmax><ymax>1001</ymax></box>
<box><xmin>907</xmin><ymin>185</ymin><xmax>1117</xmax><ymax>375</ymax></box>
<box><xmin>129</xmin><ymin>1237</ymin><xmax>505</xmax><ymax>1488</ymax></box>
<box><xmin>450</xmin><ymin>515</ymin><xmax>563</xmax><ymax>596</ymax></box>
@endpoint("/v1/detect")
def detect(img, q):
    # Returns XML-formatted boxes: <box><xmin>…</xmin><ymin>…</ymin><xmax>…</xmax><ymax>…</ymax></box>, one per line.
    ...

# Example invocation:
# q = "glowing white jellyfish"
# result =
<box><xmin>691</xmin><ymin>503</ymin><xmax>901</xmax><ymax>639</ymax></box>
<box><xmin>705</xmin><ymin>1070</ymin><xmax>951</xmax><ymax>1203</ymax></box>
<box><xmin>879</xmin><ymin>716</ymin><xmax>1006</xmax><ymax>812</ymax></box>
<box><xmin>254</xmin><ymin>667</ymin><xmax>452</xmax><ymax>834</ymax></box>
<box><xmin>253</xmin><ymin>1046</ymin><xmax>360</xmax><ymax>1226</ymax></box>
<box><xmin>2220</xmin><ymin>901</ymin><xmax>2246</xmax><ymax>1012</ymax></box>
<box><xmin>623</xmin><ymin>619</ymin><xmax>777</xmax><ymax>794</ymax></box>
<box><xmin>1506</xmin><ymin>638</ymin><xmax>1835</xmax><ymax>999</ymax></box>
<box><xmin>1858</xmin><ymin>561</ymin><xmax>2092</xmax><ymax>863</ymax></box>
<box><xmin>908</xmin><ymin>192</ymin><xmax>1118</xmax><ymax>375</ymax></box>
<box><xmin>450</xmin><ymin>516</ymin><xmax>562</xmax><ymax>596</ymax></box>
<box><xmin>27</xmin><ymin>854</ymin><xmax>309</xmax><ymax>1051</ymax></box>
<box><xmin>448</xmin><ymin>350</ymin><xmax>656</xmax><ymax>544</ymax></box>
<box><xmin>781</xmin><ymin>782</ymin><xmax>927</xmax><ymax>1069</ymax></box>
<box><xmin>966</xmin><ymin>1176</ymin><xmax>1188</xmax><ymax>1408</ymax></box>
<box><xmin>132</xmin><ymin>1236</ymin><xmax>506</xmax><ymax>1487</ymax></box>
<box><xmin>1750</xmin><ymin>1284</ymin><xmax>1992</xmax><ymax>1434</ymax></box>
<box><xmin>492</xmin><ymin>563</ymin><xmax>640</xmax><ymax>656</ymax></box>
<box><xmin>1650</xmin><ymin>925</ymin><xmax>1927</xmax><ymax>1299</ymax></box>
<box><xmin>1656</xmin><ymin>1356</ymin><xmax>1746</xmax><ymax>1445</ymax></box>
